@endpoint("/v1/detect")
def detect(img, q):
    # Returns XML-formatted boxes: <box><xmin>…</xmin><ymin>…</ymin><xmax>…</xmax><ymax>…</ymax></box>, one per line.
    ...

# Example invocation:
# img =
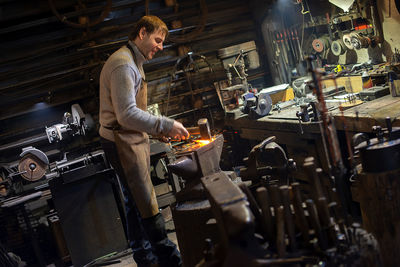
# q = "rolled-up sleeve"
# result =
<box><xmin>110</xmin><ymin>64</ymin><xmax>174</xmax><ymax>135</ymax></box>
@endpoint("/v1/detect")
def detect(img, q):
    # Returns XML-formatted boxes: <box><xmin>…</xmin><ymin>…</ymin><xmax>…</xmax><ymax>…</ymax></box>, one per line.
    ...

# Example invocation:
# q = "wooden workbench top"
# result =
<box><xmin>332</xmin><ymin>95</ymin><xmax>400</xmax><ymax>132</ymax></box>
<box><xmin>225</xmin><ymin>95</ymin><xmax>400</xmax><ymax>135</ymax></box>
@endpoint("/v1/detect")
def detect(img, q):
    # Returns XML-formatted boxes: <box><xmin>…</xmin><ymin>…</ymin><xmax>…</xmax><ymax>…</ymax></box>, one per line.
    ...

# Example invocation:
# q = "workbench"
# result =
<box><xmin>225</xmin><ymin>95</ymin><xmax>400</xmax><ymax>181</ymax></box>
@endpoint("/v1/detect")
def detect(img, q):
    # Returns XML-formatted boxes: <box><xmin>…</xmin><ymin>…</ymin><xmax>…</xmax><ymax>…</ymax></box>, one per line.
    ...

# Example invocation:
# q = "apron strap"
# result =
<box><xmin>102</xmin><ymin>43</ymin><xmax>142</xmax><ymax>131</ymax></box>
<box><xmin>126</xmin><ymin>42</ymin><xmax>136</xmax><ymax>60</ymax></box>
<box><xmin>126</xmin><ymin>42</ymin><xmax>146</xmax><ymax>82</ymax></box>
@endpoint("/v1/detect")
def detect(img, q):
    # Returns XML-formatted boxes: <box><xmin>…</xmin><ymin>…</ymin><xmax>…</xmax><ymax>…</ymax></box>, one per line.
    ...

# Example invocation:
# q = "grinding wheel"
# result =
<box><xmin>18</xmin><ymin>154</ymin><xmax>47</xmax><ymax>181</ymax></box>
<box><xmin>312</xmin><ymin>39</ymin><xmax>324</xmax><ymax>53</ymax></box>
<box><xmin>343</xmin><ymin>34</ymin><xmax>354</xmax><ymax>50</ymax></box>
<box><xmin>331</xmin><ymin>40</ymin><xmax>346</xmax><ymax>56</ymax></box>
<box><xmin>255</xmin><ymin>93</ymin><xmax>272</xmax><ymax>117</ymax></box>
<box><xmin>312</xmin><ymin>36</ymin><xmax>330</xmax><ymax>53</ymax></box>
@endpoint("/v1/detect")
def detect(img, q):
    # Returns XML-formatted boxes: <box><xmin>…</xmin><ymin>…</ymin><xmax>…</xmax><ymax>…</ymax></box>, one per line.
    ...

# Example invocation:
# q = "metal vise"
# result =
<box><xmin>240</xmin><ymin>136</ymin><xmax>296</xmax><ymax>185</ymax></box>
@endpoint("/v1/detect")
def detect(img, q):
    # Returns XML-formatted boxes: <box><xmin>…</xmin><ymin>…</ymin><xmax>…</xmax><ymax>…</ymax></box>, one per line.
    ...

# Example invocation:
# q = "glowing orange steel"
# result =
<box><xmin>193</xmin><ymin>138</ymin><xmax>213</xmax><ymax>146</ymax></box>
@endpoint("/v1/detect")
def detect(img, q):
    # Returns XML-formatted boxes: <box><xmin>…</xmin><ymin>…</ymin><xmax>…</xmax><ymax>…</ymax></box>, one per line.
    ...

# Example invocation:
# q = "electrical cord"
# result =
<box><xmin>164</xmin><ymin>53</ymin><xmax>217</xmax><ymax>129</ymax></box>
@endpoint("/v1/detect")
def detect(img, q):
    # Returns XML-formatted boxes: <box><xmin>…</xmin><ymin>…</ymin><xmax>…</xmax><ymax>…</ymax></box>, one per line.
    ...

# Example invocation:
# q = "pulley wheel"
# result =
<box><xmin>18</xmin><ymin>154</ymin><xmax>47</xmax><ymax>181</ymax></box>
<box><xmin>343</xmin><ymin>34</ymin><xmax>354</xmax><ymax>50</ymax></box>
<box><xmin>331</xmin><ymin>40</ymin><xmax>346</xmax><ymax>56</ymax></box>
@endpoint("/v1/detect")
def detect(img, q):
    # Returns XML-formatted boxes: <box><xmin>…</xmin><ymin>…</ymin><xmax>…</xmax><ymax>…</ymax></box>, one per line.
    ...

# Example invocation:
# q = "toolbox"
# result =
<box><xmin>359</xmin><ymin>85</ymin><xmax>390</xmax><ymax>101</ymax></box>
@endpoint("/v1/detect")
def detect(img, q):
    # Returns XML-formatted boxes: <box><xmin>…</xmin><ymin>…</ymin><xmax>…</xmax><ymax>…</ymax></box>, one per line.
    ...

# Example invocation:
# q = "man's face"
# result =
<box><xmin>138</xmin><ymin>27</ymin><xmax>166</xmax><ymax>60</ymax></box>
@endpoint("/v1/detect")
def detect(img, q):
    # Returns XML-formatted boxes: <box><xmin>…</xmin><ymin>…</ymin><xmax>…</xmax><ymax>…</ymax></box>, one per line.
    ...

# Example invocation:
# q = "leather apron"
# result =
<box><xmin>113</xmin><ymin>45</ymin><xmax>159</xmax><ymax>218</ymax></box>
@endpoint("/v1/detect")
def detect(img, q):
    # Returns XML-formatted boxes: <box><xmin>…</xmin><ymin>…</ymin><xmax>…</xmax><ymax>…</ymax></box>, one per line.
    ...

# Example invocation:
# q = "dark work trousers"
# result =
<box><xmin>101</xmin><ymin>137</ymin><xmax>157</xmax><ymax>266</ymax></box>
<box><xmin>100</xmin><ymin>137</ymin><xmax>182</xmax><ymax>267</ymax></box>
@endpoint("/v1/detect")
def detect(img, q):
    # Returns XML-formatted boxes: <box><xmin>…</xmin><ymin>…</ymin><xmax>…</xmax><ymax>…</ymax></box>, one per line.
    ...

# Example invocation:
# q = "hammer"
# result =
<box><xmin>186</xmin><ymin>118</ymin><xmax>212</xmax><ymax>140</ymax></box>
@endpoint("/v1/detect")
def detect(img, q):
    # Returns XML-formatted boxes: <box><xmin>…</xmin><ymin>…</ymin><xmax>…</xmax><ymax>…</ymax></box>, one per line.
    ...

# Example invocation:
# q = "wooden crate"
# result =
<box><xmin>321</xmin><ymin>76</ymin><xmax>363</xmax><ymax>93</ymax></box>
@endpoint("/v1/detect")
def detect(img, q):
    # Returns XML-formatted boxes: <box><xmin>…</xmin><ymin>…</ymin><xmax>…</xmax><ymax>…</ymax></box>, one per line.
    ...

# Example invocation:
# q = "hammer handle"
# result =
<box><xmin>279</xmin><ymin>185</ymin><xmax>297</xmax><ymax>251</ymax></box>
<box><xmin>256</xmin><ymin>187</ymin><xmax>275</xmax><ymax>241</ymax></box>
<box><xmin>291</xmin><ymin>183</ymin><xmax>310</xmax><ymax>244</ymax></box>
<box><xmin>276</xmin><ymin>206</ymin><xmax>286</xmax><ymax>258</ymax></box>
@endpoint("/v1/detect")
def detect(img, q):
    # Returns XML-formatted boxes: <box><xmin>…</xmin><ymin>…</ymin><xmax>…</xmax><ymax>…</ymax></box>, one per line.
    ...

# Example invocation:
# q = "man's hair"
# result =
<box><xmin>129</xmin><ymin>15</ymin><xmax>169</xmax><ymax>40</ymax></box>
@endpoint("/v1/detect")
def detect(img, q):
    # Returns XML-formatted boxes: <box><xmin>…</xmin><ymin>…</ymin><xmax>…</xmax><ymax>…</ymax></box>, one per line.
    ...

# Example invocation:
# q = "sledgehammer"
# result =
<box><xmin>186</xmin><ymin>118</ymin><xmax>212</xmax><ymax>140</ymax></box>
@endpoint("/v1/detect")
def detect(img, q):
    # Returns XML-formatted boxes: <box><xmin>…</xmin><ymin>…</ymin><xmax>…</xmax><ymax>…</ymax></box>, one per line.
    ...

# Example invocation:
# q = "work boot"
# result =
<box><xmin>142</xmin><ymin>213</ymin><xmax>182</xmax><ymax>267</ymax></box>
<box><xmin>131</xmin><ymin>239</ymin><xmax>157</xmax><ymax>267</ymax></box>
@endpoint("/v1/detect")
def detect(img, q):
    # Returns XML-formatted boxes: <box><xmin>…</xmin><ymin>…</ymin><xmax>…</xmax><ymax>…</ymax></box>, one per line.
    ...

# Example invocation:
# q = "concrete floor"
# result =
<box><xmin>102</xmin><ymin>232</ymin><xmax>178</xmax><ymax>267</ymax></box>
<box><xmin>91</xmin><ymin>207</ymin><xmax>179</xmax><ymax>267</ymax></box>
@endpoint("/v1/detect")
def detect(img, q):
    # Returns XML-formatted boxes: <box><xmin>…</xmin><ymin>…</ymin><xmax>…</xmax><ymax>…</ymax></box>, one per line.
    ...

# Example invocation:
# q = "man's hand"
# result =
<box><xmin>167</xmin><ymin>121</ymin><xmax>189</xmax><ymax>141</ymax></box>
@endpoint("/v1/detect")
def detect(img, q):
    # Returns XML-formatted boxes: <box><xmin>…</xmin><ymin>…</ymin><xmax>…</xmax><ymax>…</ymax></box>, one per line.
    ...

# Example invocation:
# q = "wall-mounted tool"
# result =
<box><xmin>312</xmin><ymin>36</ymin><xmax>331</xmax><ymax>54</ymax></box>
<box><xmin>331</xmin><ymin>39</ymin><xmax>347</xmax><ymax>56</ymax></box>
<box><xmin>342</xmin><ymin>34</ymin><xmax>354</xmax><ymax>50</ymax></box>
<box><xmin>350</xmin><ymin>32</ymin><xmax>371</xmax><ymax>50</ymax></box>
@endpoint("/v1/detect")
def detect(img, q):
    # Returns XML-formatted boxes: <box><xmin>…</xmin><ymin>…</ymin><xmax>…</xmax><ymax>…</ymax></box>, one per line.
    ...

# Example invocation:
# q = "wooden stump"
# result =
<box><xmin>356</xmin><ymin>169</ymin><xmax>400</xmax><ymax>267</ymax></box>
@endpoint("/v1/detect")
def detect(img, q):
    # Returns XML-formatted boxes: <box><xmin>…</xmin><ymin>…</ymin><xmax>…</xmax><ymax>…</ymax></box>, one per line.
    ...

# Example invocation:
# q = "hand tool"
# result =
<box><xmin>303</xmin><ymin>158</ymin><xmax>324</xmax><ymax>202</ymax></box>
<box><xmin>268</xmin><ymin>184</ymin><xmax>282</xmax><ymax>216</ymax></box>
<box><xmin>276</xmin><ymin>205</ymin><xmax>286</xmax><ymax>258</ymax></box>
<box><xmin>316</xmin><ymin>197</ymin><xmax>337</xmax><ymax>247</ymax></box>
<box><xmin>277</xmin><ymin>32</ymin><xmax>288</xmax><ymax>66</ymax></box>
<box><xmin>294</xmin><ymin>29</ymin><xmax>303</xmax><ymax>61</ymax></box>
<box><xmin>186</xmin><ymin>118</ymin><xmax>212</xmax><ymax>140</ymax></box>
<box><xmin>284</xmin><ymin>29</ymin><xmax>296</xmax><ymax>65</ymax></box>
<box><xmin>279</xmin><ymin>185</ymin><xmax>297</xmax><ymax>251</ymax></box>
<box><xmin>290</xmin><ymin>29</ymin><xmax>299</xmax><ymax>62</ymax></box>
<box><xmin>291</xmin><ymin>183</ymin><xmax>310</xmax><ymax>244</ymax></box>
<box><xmin>306</xmin><ymin>199</ymin><xmax>328</xmax><ymax>250</ymax></box>
<box><xmin>255</xmin><ymin>187</ymin><xmax>275</xmax><ymax>242</ymax></box>
<box><xmin>238</xmin><ymin>183</ymin><xmax>266</xmax><ymax>236</ymax></box>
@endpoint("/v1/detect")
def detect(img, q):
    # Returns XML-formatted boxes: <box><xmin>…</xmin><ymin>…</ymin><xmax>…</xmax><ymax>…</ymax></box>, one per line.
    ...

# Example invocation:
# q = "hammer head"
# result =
<box><xmin>197</xmin><ymin>118</ymin><xmax>212</xmax><ymax>140</ymax></box>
